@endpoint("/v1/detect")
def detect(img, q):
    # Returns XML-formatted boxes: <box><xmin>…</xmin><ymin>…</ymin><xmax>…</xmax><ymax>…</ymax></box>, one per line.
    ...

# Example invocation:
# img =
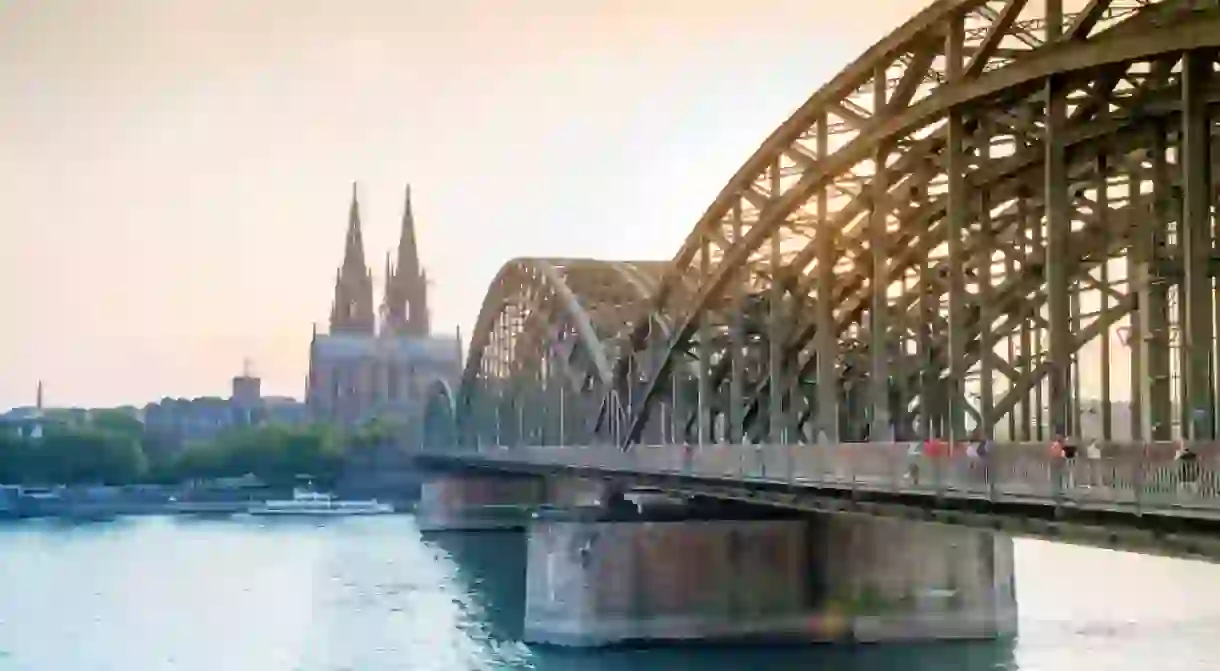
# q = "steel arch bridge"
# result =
<box><xmin>436</xmin><ymin>0</ymin><xmax>1220</xmax><ymax>453</ymax></box>
<box><xmin>450</xmin><ymin>258</ymin><xmax>674</xmax><ymax>447</ymax></box>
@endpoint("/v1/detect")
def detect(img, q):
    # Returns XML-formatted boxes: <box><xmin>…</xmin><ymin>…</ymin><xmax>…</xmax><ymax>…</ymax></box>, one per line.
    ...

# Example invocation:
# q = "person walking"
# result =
<box><xmin>1062</xmin><ymin>436</ymin><xmax>1078</xmax><ymax>489</ymax></box>
<box><xmin>1049</xmin><ymin>435</ymin><xmax>1076</xmax><ymax>492</ymax></box>
<box><xmin>965</xmin><ymin>431</ymin><xmax>989</xmax><ymax>487</ymax></box>
<box><xmin>906</xmin><ymin>441</ymin><xmax>923</xmax><ymax>485</ymax></box>
<box><xmin>1084</xmin><ymin>439</ymin><xmax>1103</xmax><ymax>488</ymax></box>
<box><xmin>1175</xmin><ymin>441</ymin><xmax>1200</xmax><ymax>496</ymax></box>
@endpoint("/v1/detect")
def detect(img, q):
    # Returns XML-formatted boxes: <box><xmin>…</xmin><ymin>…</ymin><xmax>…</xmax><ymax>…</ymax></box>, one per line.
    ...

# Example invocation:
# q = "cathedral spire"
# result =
<box><xmin>382</xmin><ymin>183</ymin><xmax>430</xmax><ymax>337</ymax></box>
<box><xmin>343</xmin><ymin>181</ymin><xmax>368</xmax><ymax>276</ymax></box>
<box><xmin>329</xmin><ymin>182</ymin><xmax>376</xmax><ymax>334</ymax></box>
<box><xmin>396</xmin><ymin>184</ymin><xmax>420</xmax><ymax>282</ymax></box>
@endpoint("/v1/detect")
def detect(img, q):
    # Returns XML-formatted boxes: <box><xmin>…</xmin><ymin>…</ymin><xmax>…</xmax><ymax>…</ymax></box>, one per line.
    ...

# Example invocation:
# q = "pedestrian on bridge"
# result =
<box><xmin>965</xmin><ymin>432</ymin><xmax>991</xmax><ymax>486</ymax></box>
<box><xmin>924</xmin><ymin>436</ymin><xmax>949</xmax><ymax>459</ymax></box>
<box><xmin>923</xmin><ymin>436</ymin><xmax>950</xmax><ymax>486</ymax></box>
<box><xmin>1175</xmin><ymin>442</ymin><xmax>1200</xmax><ymax>495</ymax></box>
<box><xmin>1050</xmin><ymin>435</ymin><xmax>1077</xmax><ymax>492</ymax></box>
<box><xmin>905</xmin><ymin>441</ymin><xmax>923</xmax><ymax>485</ymax></box>
<box><xmin>1084</xmin><ymin>439</ymin><xmax>1105</xmax><ymax>489</ymax></box>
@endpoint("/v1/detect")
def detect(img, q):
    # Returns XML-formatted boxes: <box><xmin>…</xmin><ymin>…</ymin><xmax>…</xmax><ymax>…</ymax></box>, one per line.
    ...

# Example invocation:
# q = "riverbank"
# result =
<box><xmin>2</xmin><ymin>500</ymin><xmax>419</xmax><ymax>520</ymax></box>
<box><xmin>0</xmin><ymin>487</ymin><xmax>417</xmax><ymax>520</ymax></box>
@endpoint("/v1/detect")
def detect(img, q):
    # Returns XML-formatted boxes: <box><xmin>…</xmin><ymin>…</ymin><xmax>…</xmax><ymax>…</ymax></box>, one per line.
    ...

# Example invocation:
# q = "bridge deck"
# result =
<box><xmin>413</xmin><ymin>443</ymin><xmax>1220</xmax><ymax>522</ymax></box>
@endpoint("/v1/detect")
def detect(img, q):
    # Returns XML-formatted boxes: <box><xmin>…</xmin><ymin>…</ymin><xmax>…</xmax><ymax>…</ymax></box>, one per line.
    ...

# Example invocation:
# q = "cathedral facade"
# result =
<box><xmin>306</xmin><ymin>184</ymin><xmax>462</xmax><ymax>429</ymax></box>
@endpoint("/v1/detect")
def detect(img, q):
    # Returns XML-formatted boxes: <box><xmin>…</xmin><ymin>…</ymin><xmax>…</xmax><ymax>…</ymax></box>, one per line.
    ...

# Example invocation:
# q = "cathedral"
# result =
<box><xmin>306</xmin><ymin>184</ymin><xmax>462</xmax><ymax>428</ymax></box>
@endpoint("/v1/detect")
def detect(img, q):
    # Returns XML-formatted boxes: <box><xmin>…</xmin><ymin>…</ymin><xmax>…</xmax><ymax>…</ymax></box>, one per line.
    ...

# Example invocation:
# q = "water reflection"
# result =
<box><xmin>425</xmin><ymin>530</ymin><xmax>529</xmax><ymax>641</ymax></box>
<box><xmin>527</xmin><ymin>640</ymin><xmax>1016</xmax><ymax>671</ymax></box>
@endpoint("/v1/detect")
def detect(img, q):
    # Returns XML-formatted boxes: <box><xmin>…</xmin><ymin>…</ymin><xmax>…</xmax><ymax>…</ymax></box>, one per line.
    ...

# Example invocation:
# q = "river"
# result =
<box><xmin>0</xmin><ymin>515</ymin><xmax>1216</xmax><ymax>670</ymax></box>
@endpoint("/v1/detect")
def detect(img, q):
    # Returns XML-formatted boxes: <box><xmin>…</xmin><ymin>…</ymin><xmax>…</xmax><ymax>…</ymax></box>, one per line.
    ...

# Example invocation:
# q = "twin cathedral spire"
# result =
<box><xmin>329</xmin><ymin>182</ymin><xmax>431</xmax><ymax>337</ymax></box>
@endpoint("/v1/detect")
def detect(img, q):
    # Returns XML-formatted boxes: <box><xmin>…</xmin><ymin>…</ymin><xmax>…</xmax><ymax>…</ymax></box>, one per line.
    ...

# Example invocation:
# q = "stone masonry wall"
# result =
<box><xmin>524</xmin><ymin>519</ymin><xmax>814</xmax><ymax>646</ymax></box>
<box><xmin>523</xmin><ymin>514</ymin><xmax>1018</xmax><ymax>647</ymax></box>
<box><xmin>809</xmin><ymin>514</ymin><xmax>1018</xmax><ymax>641</ymax></box>
<box><xmin>416</xmin><ymin>474</ymin><xmax>546</xmax><ymax>531</ymax></box>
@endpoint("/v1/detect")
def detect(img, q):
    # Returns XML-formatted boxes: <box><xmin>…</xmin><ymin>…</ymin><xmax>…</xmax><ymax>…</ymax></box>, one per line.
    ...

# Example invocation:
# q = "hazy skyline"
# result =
<box><xmin>0</xmin><ymin>0</ymin><xmax>926</xmax><ymax>408</ymax></box>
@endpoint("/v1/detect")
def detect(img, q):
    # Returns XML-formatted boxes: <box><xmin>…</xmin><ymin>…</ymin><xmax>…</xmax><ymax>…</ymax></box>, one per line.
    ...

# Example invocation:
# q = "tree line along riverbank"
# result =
<box><xmin>0</xmin><ymin>410</ymin><xmax>402</xmax><ymax>490</ymax></box>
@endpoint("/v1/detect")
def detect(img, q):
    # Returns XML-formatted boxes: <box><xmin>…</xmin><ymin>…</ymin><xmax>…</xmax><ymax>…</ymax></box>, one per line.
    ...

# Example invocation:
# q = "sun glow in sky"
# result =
<box><xmin>0</xmin><ymin>0</ymin><xmax>929</xmax><ymax>409</ymax></box>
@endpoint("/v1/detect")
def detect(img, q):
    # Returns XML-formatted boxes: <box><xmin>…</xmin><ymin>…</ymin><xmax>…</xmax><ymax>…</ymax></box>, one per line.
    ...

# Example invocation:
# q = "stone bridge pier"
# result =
<box><xmin>415</xmin><ymin>472</ymin><xmax>1017</xmax><ymax>646</ymax></box>
<box><xmin>525</xmin><ymin>514</ymin><xmax>1017</xmax><ymax>646</ymax></box>
<box><xmin>415</xmin><ymin>472</ymin><xmax>615</xmax><ymax>532</ymax></box>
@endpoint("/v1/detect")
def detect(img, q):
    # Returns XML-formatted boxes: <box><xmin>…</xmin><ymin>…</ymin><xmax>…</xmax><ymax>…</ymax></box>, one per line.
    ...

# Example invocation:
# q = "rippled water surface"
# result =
<box><xmin>0</xmin><ymin>515</ymin><xmax>1217</xmax><ymax>670</ymax></box>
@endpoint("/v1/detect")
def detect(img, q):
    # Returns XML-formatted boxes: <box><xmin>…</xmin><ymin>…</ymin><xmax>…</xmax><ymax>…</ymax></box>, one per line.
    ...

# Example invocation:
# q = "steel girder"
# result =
<box><xmin>602</xmin><ymin>0</ymin><xmax>1220</xmax><ymax>448</ymax></box>
<box><xmin>453</xmin><ymin>258</ymin><xmax>667</xmax><ymax>448</ymax></box>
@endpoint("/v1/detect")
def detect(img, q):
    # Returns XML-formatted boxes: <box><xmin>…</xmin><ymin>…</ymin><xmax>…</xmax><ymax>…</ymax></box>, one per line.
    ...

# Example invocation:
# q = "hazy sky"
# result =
<box><xmin>0</xmin><ymin>0</ymin><xmax>926</xmax><ymax>409</ymax></box>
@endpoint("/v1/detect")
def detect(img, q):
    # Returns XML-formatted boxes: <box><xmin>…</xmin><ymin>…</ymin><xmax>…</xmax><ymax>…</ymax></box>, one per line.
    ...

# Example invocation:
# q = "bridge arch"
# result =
<box><xmin>422</xmin><ymin>378</ymin><xmax>457</xmax><ymax>450</ymax></box>
<box><xmin>458</xmin><ymin>258</ymin><xmax>668</xmax><ymax>448</ymax></box>
<box><xmin>606</xmin><ymin>0</ymin><xmax>1220</xmax><ymax>446</ymax></box>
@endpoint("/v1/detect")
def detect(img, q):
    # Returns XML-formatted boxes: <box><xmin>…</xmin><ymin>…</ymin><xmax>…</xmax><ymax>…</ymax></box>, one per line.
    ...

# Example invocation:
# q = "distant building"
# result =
<box><xmin>263</xmin><ymin>396</ymin><xmax>309</xmax><ymax>425</ymax></box>
<box><xmin>1</xmin><ymin>381</ymin><xmax>48</xmax><ymax>439</ymax></box>
<box><xmin>0</xmin><ymin>376</ymin><xmax>306</xmax><ymax>455</ymax></box>
<box><xmin>231</xmin><ymin>363</ymin><xmax>262</xmax><ymax>425</ymax></box>
<box><xmin>142</xmin><ymin>371</ymin><xmax>308</xmax><ymax>449</ymax></box>
<box><xmin>306</xmin><ymin>183</ymin><xmax>461</xmax><ymax>428</ymax></box>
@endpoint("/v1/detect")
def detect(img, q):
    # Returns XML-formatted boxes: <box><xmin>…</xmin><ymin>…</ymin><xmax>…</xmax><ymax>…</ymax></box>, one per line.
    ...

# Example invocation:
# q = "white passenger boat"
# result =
<box><xmin>247</xmin><ymin>488</ymin><xmax>395</xmax><ymax>516</ymax></box>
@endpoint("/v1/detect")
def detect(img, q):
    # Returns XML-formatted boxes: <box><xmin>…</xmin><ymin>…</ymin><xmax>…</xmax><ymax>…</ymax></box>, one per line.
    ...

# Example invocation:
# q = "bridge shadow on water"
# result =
<box><xmin>422</xmin><ymin>529</ymin><xmax>1017</xmax><ymax>671</ymax></box>
<box><xmin>532</xmin><ymin>641</ymin><xmax>1016</xmax><ymax>671</ymax></box>
<box><xmin>422</xmin><ymin>530</ymin><xmax>530</xmax><ymax>641</ymax></box>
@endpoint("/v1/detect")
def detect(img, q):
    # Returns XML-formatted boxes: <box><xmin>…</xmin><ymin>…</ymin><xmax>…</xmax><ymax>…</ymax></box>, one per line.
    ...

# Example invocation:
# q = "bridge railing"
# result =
<box><xmin>441</xmin><ymin>441</ymin><xmax>1220</xmax><ymax>516</ymax></box>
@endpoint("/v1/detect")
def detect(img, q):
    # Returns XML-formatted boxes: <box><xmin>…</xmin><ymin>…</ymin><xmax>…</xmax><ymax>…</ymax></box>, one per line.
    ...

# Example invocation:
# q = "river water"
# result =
<box><xmin>0</xmin><ymin>515</ymin><xmax>1216</xmax><ymax>670</ymax></box>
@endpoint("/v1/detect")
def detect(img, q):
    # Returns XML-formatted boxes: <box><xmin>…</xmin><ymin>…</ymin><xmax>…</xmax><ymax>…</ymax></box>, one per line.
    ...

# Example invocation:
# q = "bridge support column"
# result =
<box><xmin>522</xmin><ymin>514</ymin><xmax>1016</xmax><ymax>647</ymax></box>
<box><xmin>811</xmin><ymin>515</ymin><xmax>1017</xmax><ymax>642</ymax></box>
<box><xmin>524</xmin><ymin>518</ymin><xmax>814</xmax><ymax>646</ymax></box>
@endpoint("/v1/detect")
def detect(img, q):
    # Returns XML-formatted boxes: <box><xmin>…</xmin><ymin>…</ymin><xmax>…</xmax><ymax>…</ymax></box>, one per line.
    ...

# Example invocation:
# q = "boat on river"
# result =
<box><xmin>247</xmin><ymin>488</ymin><xmax>394</xmax><ymax>516</ymax></box>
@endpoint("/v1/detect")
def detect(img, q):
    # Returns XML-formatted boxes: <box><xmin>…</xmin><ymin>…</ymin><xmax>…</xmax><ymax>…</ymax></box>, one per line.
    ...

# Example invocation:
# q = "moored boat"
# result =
<box><xmin>247</xmin><ymin>488</ymin><xmax>395</xmax><ymax>516</ymax></box>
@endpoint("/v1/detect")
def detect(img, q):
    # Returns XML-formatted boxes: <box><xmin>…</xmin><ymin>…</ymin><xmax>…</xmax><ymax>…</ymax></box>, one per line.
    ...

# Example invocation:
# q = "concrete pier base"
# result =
<box><xmin>523</xmin><ymin>515</ymin><xmax>1016</xmax><ymax>647</ymax></box>
<box><xmin>416</xmin><ymin>475</ymin><xmax>546</xmax><ymax>531</ymax></box>
<box><xmin>416</xmin><ymin>474</ymin><xmax>616</xmax><ymax>531</ymax></box>
<box><xmin>547</xmin><ymin>477</ymin><xmax>612</xmax><ymax>508</ymax></box>
<box><xmin>524</xmin><ymin>518</ymin><xmax>817</xmax><ymax>646</ymax></box>
<box><xmin>811</xmin><ymin>515</ymin><xmax>1018</xmax><ymax>642</ymax></box>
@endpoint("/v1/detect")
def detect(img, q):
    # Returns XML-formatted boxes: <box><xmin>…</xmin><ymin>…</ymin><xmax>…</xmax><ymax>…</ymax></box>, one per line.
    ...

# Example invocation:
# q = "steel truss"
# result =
<box><xmin>452</xmin><ymin>258</ymin><xmax>670</xmax><ymax>448</ymax></box>
<box><xmin>446</xmin><ymin>0</ymin><xmax>1220</xmax><ymax>452</ymax></box>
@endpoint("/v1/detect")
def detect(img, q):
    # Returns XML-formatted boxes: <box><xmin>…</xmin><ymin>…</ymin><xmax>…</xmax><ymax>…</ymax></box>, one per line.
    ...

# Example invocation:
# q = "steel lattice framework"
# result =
<box><xmin>454</xmin><ymin>258</ymin><xmax>673</xmax><ymax>447</ymax></box>
<box><xmin>444</xmin><ymin>0</ymin><xmax>1220</xmax><ymax>452</ymax></box>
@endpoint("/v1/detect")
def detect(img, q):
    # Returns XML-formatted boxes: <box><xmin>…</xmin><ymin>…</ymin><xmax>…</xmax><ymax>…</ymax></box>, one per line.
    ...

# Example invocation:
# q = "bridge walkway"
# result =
<box><xmin>414</xmin><ymin>442</ymin><xmax>1220</xmax><ymax>522</ymax></box>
